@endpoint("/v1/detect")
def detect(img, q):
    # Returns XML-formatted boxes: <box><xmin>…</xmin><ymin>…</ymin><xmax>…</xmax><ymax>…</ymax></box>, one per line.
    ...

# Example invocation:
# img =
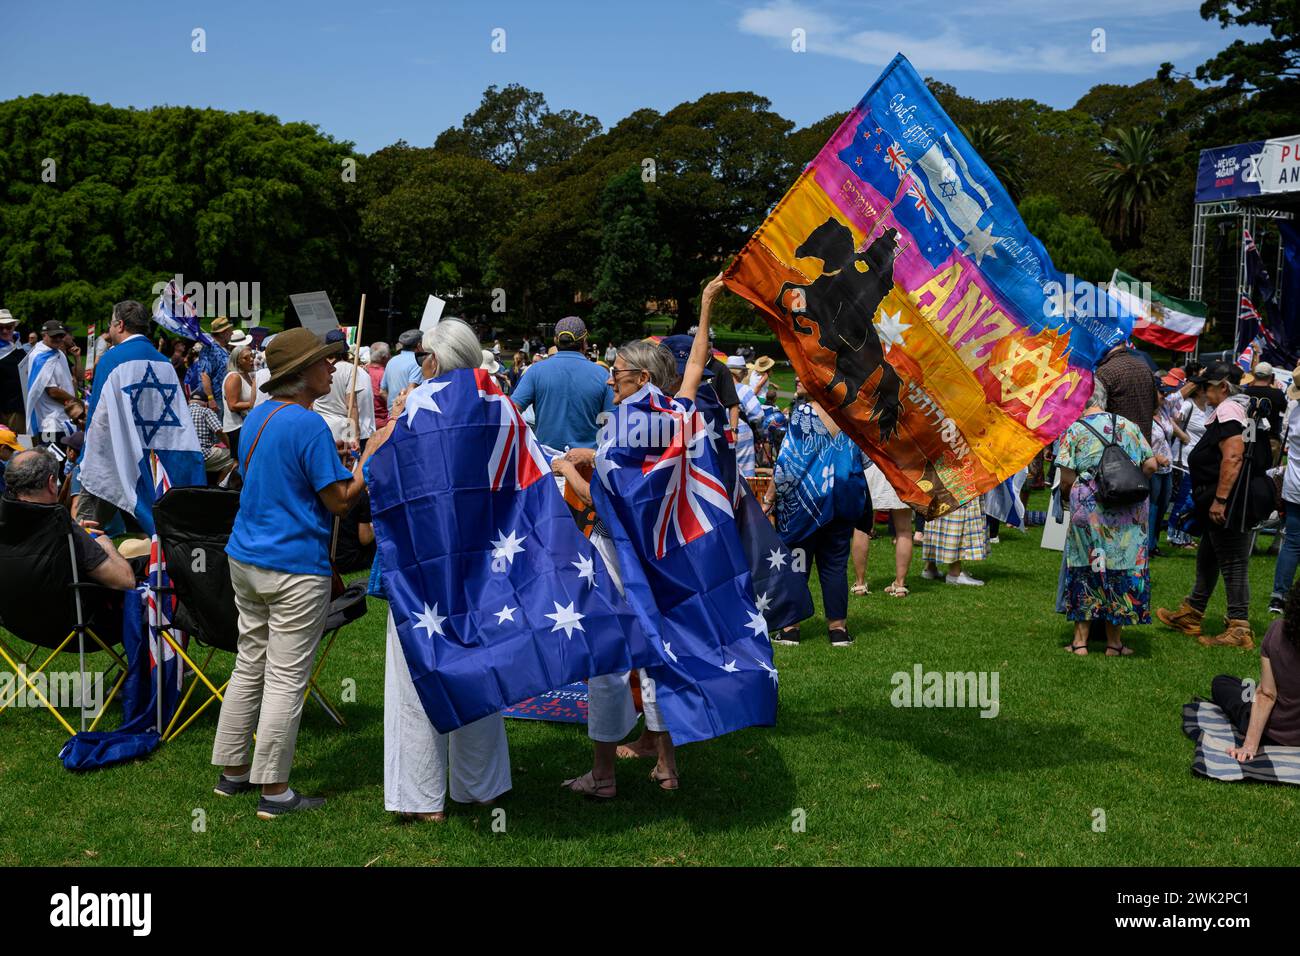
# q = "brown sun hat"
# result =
<box><xmin>210</xmin><ymin>316</ymin><xmax>234</xmax><ymax>335</ymax></box>
<box><xmin>749</xmin><ymin>355</ymin><xmax>776</xmax><ymax>373</ymax></box>
<box><xmin>259</xmin><ymin>327</ymin><xmax>345</xmax><ymax>393</ymax></box>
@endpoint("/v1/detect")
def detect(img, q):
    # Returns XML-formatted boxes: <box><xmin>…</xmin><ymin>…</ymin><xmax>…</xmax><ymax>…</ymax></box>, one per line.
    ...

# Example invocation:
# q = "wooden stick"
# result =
<box><xmin>344</xmin><ymin>294</ymin><xmax>367</xmax><ymax>435</ymax></box>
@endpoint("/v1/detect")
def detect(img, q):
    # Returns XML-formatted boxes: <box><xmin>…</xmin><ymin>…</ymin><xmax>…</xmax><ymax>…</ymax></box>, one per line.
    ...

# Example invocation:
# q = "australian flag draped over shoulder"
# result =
<box><xmin>153</xmin><ymin>279</ymin><xmax>218</xmax><ymax>349</ymax></box>
<box><xmin>591</xmin><ymin>383</ymin><xmax>779</xmax><ymax>745</ymax></box>
<box><xmin>80</xmin><ymin>336</ymin><xmax>204</xmax><ymax>536</ymax></box>
<box><xmin>667</xmin><ymin>369</ymin><xmax>812</xmax><ymax>632</ymax></box>
<box><xmin>369</xmin><ymin>368</ymin><xmax>652</xmax><ymax>733</ymax></box>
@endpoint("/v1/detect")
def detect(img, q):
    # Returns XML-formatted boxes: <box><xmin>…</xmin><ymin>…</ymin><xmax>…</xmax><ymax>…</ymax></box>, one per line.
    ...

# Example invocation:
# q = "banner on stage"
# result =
<box><xmin>724</xmin><ymin>53</ymin><xmax>1130</xmax><ymax>516</ymax></box>
<box><xmin>1196</xmin><ymin>134</ymin><xmax>1300</xmax><ymax>203</ymax></box>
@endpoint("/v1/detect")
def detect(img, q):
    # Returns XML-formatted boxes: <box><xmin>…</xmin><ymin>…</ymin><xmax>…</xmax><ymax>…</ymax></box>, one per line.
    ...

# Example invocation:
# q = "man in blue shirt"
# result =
<box><xmin>381</xmin><ymin>329</ymin><xmax>425</xmax><ymax>406</ymax></box>
<box><xmin>510</xmin><ymin>316</ymin><xmax>613</xmax><ymax>451</ymax></box>
<box><xmin>213</xmin><ymin>327</ymin><xmax>390</xmax><ymax>819</ymax></box>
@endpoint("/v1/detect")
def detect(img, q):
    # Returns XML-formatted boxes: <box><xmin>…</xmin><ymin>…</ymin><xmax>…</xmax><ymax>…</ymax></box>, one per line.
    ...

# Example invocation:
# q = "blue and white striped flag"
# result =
<box><xmin>81</xmin><ymin>336</ymin><xmax>204</xmax><ymax>535</ymax></box>
<box><xmin>983</xmin><ymin>468</ymin><xmax>1027</xmax><ymax>529</ymax></box>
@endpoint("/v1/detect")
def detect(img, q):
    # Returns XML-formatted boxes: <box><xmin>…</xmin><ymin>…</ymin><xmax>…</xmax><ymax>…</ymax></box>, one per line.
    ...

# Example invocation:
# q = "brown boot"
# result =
<box><xmin>1199</xmin><ymin>619</ymin><xmax>1255</xmax><ymax>650</ymax></box>
<box><xmin>1156</xmin><ymin>602</ymin><xmax>1204</xmax><ymax>636</ymax></box>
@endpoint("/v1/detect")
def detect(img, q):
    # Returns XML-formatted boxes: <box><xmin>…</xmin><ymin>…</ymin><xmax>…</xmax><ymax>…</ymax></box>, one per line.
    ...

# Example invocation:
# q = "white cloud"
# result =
<box><xmin>738</xmin><ymin>1</ymin><xmax>1201</xmax><ymax>75</ymax></box>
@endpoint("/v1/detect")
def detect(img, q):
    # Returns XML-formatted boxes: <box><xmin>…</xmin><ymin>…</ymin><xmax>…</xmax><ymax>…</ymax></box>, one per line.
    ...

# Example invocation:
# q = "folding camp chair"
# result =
<box><xmin>0</xmin><ymin>498</ymin><xmax>128</xmax><ymax>736</ymax></box>
<box><xmin>152</xmin><ymin>486</ymin><xmax>367</xmax><ymax>741</ymax></box>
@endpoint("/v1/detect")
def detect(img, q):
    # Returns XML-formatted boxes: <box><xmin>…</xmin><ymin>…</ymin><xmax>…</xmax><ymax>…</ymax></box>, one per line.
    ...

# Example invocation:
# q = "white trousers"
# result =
<box><xmin>383</xmin><ymin>612</ymin><xmax>511</xmax><ymax>813</ymax></box>
<box><xmin>586</xmin><ymin>531</ymin><xmax>666</xmax><ymax>743</ymax></box>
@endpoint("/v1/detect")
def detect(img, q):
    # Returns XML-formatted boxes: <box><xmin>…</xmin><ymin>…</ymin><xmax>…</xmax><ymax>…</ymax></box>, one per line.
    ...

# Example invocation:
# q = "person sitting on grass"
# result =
<box><xmin>1210</xmin><ymin>580</ymin><xmax>1300</xmax><ymax>761</ymax></box>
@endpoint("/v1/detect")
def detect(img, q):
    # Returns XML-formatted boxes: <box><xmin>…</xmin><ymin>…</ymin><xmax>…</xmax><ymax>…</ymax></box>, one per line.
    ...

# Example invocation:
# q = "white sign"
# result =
<box><xmin>420</xmin><ymin>294</ymin><xmax>446</xmax><ymax>333</ymax></box>
<box><xmin>289</xmin><ymin>291</ymin><xmax>339</xmax><ymax>338</ymax></box>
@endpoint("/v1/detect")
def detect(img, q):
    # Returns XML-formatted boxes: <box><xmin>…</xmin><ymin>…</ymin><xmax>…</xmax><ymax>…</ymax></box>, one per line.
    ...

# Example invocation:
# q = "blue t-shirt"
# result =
<box><xmin>510</xmin><ymin>350</ymin><xmax>614</xmax><ymax>450</ymax></box>
<box><xmin>226</xmin><ymin>402</ymin><xmax>351</xmax><ymax>576</ymax></box>
<box><xmin>381</xmin><ymin>351</ymin><xmax>422</xmax><ymax>405</ymax></box>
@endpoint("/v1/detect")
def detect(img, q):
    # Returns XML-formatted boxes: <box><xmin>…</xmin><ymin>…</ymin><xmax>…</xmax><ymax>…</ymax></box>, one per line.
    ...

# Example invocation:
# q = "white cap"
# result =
<box><xmin>1254</xmin><ymin>362</ymin><xmax>1274</xmax><ymax>378</ymax></box>
<box><xmin>726</xmin><ymin>354</ymin><xmax>747</xmax><ymax>370</ymax></box>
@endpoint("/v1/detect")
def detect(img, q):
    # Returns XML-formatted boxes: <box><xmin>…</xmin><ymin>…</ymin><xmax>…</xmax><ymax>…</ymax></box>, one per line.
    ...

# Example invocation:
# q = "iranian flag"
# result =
<box><xmin>1107</xmin><ymin>270</ymin><xmax>1207</xmax><ymax>352</ymax></box>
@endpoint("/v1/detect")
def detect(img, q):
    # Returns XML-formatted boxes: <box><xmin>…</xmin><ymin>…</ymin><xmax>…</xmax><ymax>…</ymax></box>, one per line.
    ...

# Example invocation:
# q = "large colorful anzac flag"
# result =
<box><xmin>724</xmin><ymin>53</ymin><xmax>1132</xmax><ymax>516</ymax></box>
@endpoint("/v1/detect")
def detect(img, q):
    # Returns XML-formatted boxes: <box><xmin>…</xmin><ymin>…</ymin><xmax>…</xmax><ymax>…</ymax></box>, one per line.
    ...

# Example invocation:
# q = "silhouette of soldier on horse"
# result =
<box><xmin>776</xmin><ymin>218</ymin><xmax>903</xmax><ymax>441</ymax></box>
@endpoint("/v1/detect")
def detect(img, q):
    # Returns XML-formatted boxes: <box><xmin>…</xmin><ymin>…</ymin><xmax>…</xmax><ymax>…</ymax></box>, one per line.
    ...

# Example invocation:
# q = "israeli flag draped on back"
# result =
<box><xmin>983</xmin><ymin>469</ymin><xmax>1028</xmax><ymax>529</ymax></box>
<box><xmin>368</xmin><ymin>368</ymin><xmax>653</xmax><ymax>734</ymax></box>
<box><xmin>591</xmin><ymin>383</ymin><xmax>779</xmax><ymax>745</ymax></box>
<box><xmin>19</xmin><ymin>342</ymin><xmax>73</xmax><ymax>435</ymax></box>
<box><xmin>80</xmin><ymin>336</ymin><xmax>204</xmax><ymax>535</ymax></box>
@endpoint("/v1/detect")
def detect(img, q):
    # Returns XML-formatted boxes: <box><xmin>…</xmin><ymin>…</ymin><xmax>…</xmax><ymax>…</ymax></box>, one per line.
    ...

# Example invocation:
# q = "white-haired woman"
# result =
<box><xmin>382</xmin><ymin>318</ymin><xmax>512</xmax><ymax>822</ymax></box>
<box><xmin>222</xmin><ymin>343</ymin><xmax>256</xmax><ymax>458</ymax></box>
<box><xmin>551</xmin><ymin>278</ymin><xmax>723</xmax><ymax>796</ymax></box>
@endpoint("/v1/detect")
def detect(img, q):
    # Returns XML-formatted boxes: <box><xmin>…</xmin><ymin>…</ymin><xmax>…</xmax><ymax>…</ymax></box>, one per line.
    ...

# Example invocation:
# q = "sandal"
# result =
<box><xmin>397</xmin><ymin>811</ymin><xmax>447</xmax><ymax>823</ymax></box>
<box><xmin>851</xmin><ymin>583</ymin><xmax>870</xmax><ymax>595</ymax></box>
<box><xmin>616</xmin><ymin>743</ymin><xmax>656</xmax><ymax>759</ymax></box>
<box><xmin>561</xmin><ymin>771</ymin><xmax>616</xmax><ymax>799</ymax></box>
<box><xmin>1064</xmin><ymin>640</ymin><xmax>1088</xmax><ymax>655</ymax></box>
<box><xmin>650</xmin><ymin>767</ymin><xmax>679</xmax><ymax>791</ymax></box>
<box><xmin>1105</xmin><ymin>643</ymin><xmax>1135</xmax><ymax>657</ymax></box>
<box><xmin>884</xmin><ymin>583</ymin><xmax>909</xmax><ymax>597</ymax></box>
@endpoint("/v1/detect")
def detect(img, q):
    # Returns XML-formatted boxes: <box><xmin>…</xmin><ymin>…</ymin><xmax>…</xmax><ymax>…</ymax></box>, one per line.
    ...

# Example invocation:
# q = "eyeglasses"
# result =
<box><xmin>610</xmin><ymin>367</ymin><xmax>644</xmax><ymax>377</ymax></box>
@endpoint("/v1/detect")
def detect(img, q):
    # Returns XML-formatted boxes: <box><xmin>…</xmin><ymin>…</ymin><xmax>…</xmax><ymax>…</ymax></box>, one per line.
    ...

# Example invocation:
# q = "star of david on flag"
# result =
<box><xmin>79</xmin><ymin>337</ymin><xmax>203</xmax><ymax>536</ymax></box>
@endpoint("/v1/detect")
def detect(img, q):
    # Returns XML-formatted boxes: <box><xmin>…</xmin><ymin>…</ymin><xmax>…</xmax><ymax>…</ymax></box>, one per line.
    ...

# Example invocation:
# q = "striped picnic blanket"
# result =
<box><xmin>1182</xmin><ymin>700</ymin><xmax>1300</xmax><ymax>784</ymax></box>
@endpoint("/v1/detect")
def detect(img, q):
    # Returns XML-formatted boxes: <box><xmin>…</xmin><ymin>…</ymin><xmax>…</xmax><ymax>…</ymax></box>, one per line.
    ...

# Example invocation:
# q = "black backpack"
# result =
<box><xmin>1079</xmin><ymin>414</ymin><xmax>1150</xmax><ymax>508</ymax></box>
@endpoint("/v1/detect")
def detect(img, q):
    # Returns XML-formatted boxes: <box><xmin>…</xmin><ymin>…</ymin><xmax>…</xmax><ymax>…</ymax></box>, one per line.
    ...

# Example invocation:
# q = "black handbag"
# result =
<box><xmin>1079</xmin><ymin>414</ymin><xmax>1150</xmax><ymax>508</ymax></box>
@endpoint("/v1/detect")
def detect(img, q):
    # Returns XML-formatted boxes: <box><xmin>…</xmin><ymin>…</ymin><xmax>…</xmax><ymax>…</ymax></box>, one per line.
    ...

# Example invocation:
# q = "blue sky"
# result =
<box><xmin>0</xmin><ymin>0</ymin><xmax>1263</xmax><ymax>153</ymax></box>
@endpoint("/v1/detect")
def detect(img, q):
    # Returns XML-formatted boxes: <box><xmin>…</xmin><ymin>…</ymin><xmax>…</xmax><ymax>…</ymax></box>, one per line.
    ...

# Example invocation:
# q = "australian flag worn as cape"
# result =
<box><xmin>591</xmin><ymin>382</ymin><xmax>779</xmax><ymax>744</ymax></box>
<box><xmin>368</xmin><ymin>368</ymin><xmax>653</xmax><ymax>733</ymax></box>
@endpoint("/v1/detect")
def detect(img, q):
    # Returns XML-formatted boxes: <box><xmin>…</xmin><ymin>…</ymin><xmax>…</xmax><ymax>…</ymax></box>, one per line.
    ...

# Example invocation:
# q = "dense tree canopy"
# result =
<box><xmin>2</xmin><ymin>4</ymin><xmax>1297</xmax><ymax>352</ymax></box>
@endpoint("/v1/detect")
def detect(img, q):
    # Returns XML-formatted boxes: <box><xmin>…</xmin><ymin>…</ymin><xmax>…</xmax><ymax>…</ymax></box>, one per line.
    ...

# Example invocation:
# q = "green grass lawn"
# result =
<box><xmin>2</xmin><ymin>493</ymin><xmax>1298</xmax><ymax>866</ymax></box>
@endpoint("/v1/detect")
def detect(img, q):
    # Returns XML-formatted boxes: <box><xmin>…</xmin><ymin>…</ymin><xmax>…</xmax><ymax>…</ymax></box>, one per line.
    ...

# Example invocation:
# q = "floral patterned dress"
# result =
<box><xmin>1054</xmin><ymin>412</ymin><xmax>1153</xmax><ymax>624</ymax></box>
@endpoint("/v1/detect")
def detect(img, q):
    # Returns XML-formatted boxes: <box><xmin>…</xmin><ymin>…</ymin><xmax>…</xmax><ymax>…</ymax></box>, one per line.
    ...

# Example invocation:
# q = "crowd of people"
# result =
<box><xmin>4</xmin><ymin>295</ymin><xmax>1300</xmax><ymax>816</ymax></box>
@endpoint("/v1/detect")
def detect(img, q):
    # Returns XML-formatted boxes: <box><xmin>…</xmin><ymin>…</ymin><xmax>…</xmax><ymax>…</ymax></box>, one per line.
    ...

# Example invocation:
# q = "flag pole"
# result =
<box><xmin>151</xmin><ymin>453</ymin><xmax>163</xmax><ymax>737</ymax></box>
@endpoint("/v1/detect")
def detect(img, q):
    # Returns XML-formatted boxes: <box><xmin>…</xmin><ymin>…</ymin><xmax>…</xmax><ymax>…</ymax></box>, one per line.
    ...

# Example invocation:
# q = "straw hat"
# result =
<box><xmin>749</xmin><ymin>355</ymin><xmax>775</xmax><ymax>373</ymax></box>
<box><xmin>259</xmin><ymin>328</ymin><xmax>345</xmax><ymax>393</ymax></box>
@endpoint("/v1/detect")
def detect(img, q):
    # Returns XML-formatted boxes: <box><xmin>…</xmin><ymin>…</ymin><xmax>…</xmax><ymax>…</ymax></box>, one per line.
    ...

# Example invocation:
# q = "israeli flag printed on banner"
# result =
<box><xmin>80</xmin><ymin>337</ymin><xmax>204</xmax><ymax>535</ymax></box>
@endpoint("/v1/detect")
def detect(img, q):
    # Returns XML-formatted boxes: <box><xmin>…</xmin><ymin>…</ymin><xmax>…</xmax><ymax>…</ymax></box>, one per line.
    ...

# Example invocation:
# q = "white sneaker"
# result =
<box><xmin>988</xmin><ymin>536</ymin><xmax>1000</xmax><ymax>544</ymax></box>
<box><xmin>945</xmin><ymin>572</ymin><xmax>984</xmax><ymax>587</ymax></box>
<box><xmin>922</xmin><ymin>565</ymin><xmax>941</xmax><ymax>580</ymax></box>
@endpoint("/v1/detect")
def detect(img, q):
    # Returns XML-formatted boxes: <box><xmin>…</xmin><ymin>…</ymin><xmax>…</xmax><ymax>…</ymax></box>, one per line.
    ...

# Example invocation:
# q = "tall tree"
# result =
<box><xmin>1087</xmin><ymin>127</ymin><xmax>1171</xmax><ymax>243</ymax></box>
<box><xmin>1018</xmin><ymin>195</ymin><xmax>1116</xmax><ymax>282</ymax></box>
<box><xmin>589</xmin><ymin>168</ymin><xmax>668</xmax><ymax>342</ymax></box>
<box><xmin>435</xmin><ymin>84</ymin><xmax>602</xmax><ymax>173</ymax></box>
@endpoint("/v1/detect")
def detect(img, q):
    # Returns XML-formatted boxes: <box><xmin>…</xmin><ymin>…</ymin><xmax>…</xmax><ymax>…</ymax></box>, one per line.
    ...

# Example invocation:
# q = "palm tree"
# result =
<box><xmin>1087</xmin><ymin>126</ymin><xmax>1171</xmax><ymax>242</ymax></box>
<box><xmin>959</xmin><ymin>124</ymin><xmax>1025</xmax><ymax>202</ymax></box>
